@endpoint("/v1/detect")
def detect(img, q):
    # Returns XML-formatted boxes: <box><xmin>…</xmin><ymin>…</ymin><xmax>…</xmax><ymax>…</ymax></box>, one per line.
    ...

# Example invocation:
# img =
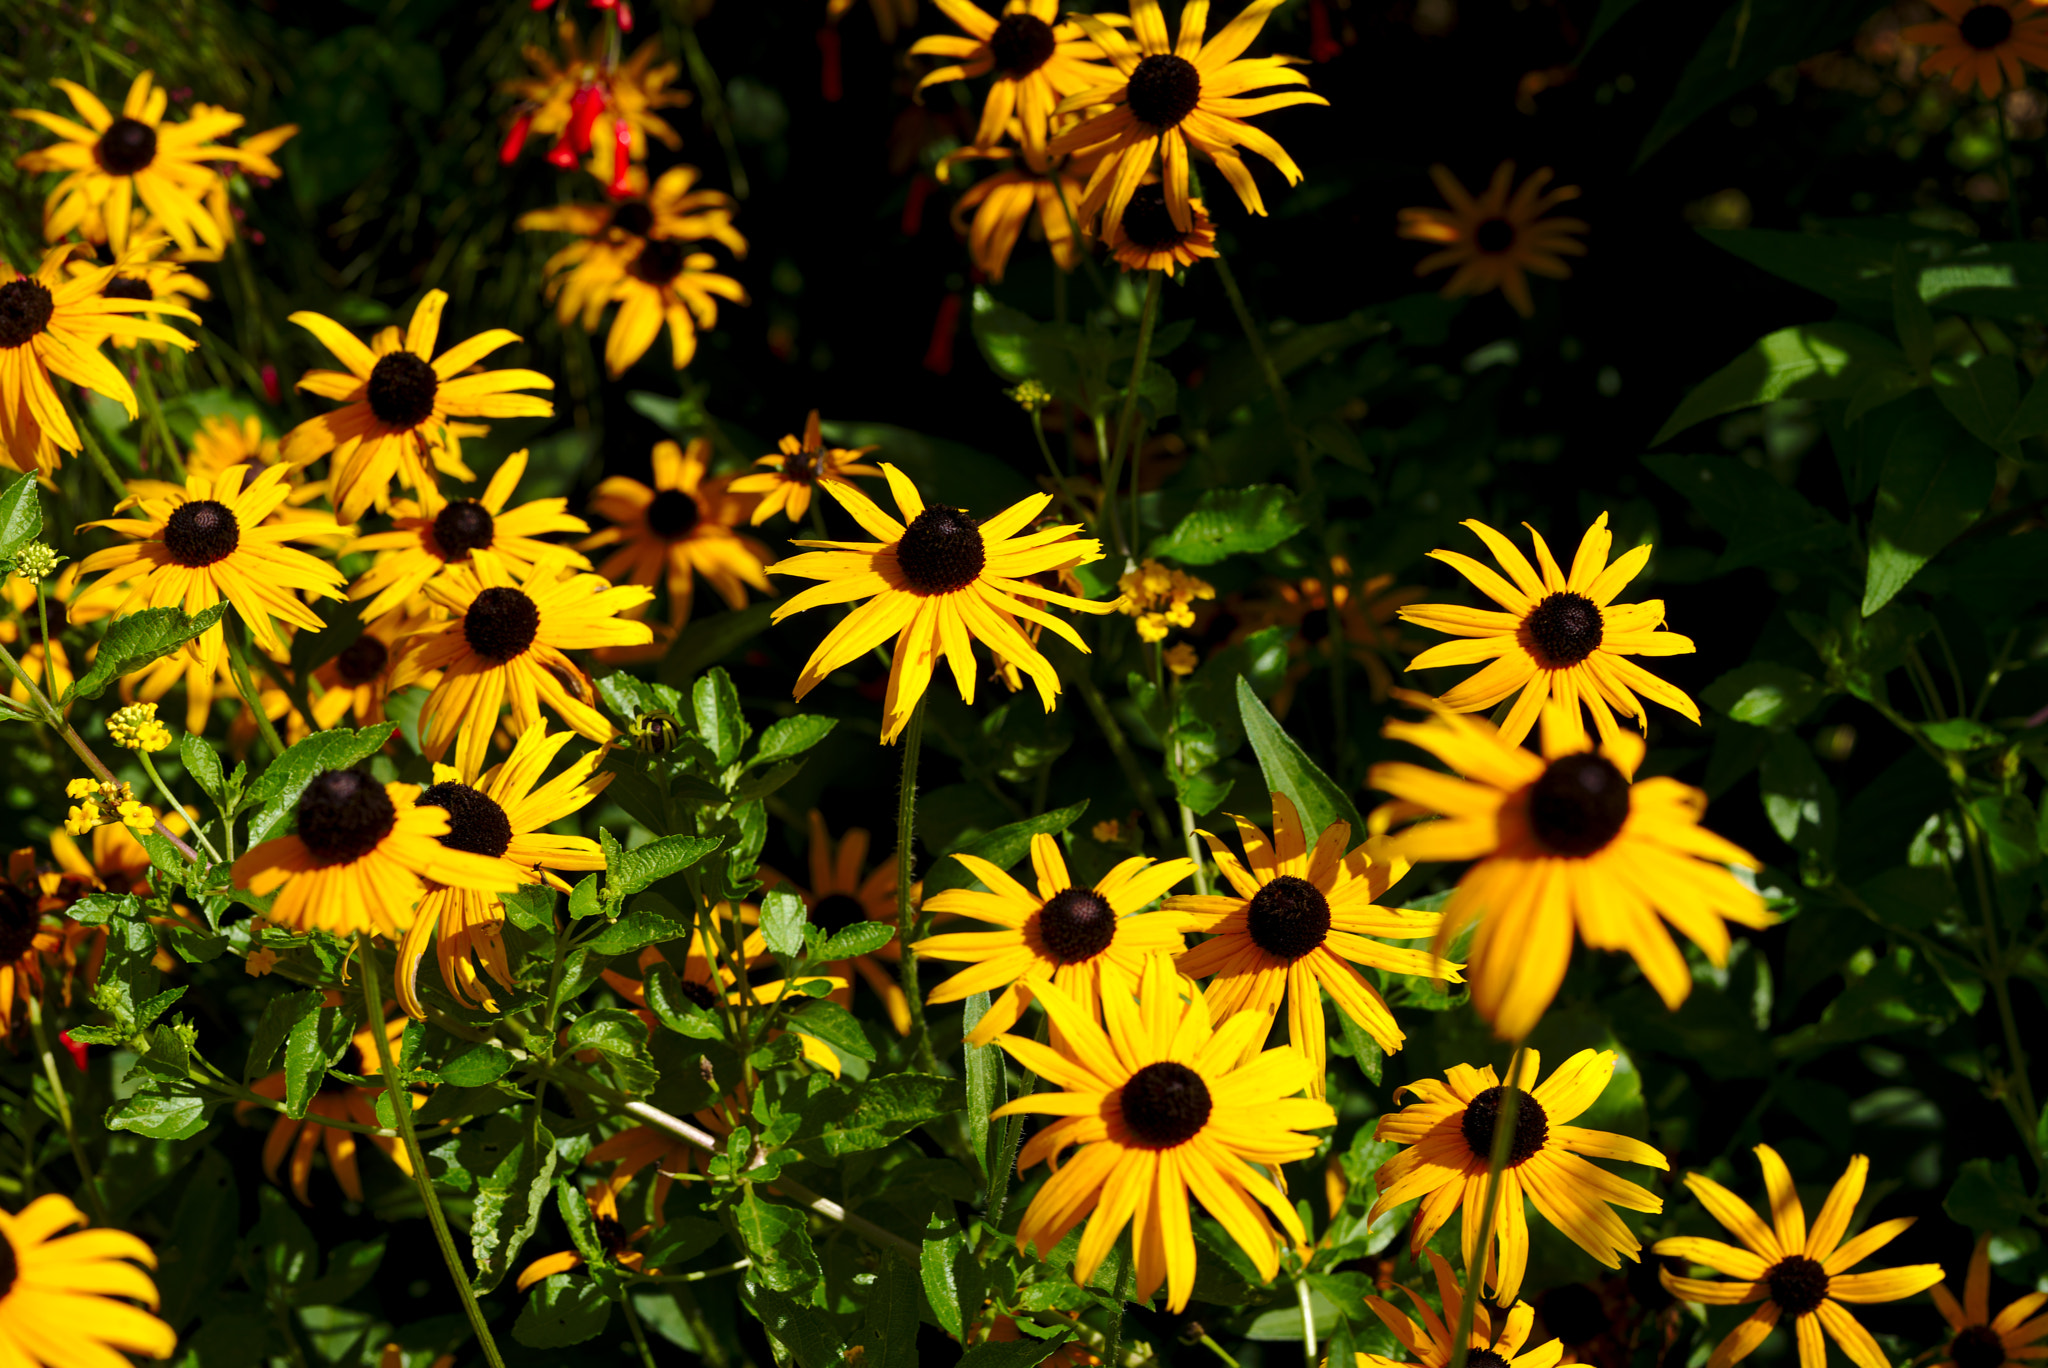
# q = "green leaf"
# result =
<box><xmin>456</xmin><ymin>1113</ymin><xmax>559</xmax><ymax>1294</ymax></box>
<box><xmin>1701</xmin><ymin>663</ymin><xmax>1828</xmax><ymax>730</ymax></box>
<box><xmin>816</xmin><ymin>922</ymin><xmax>896</xmax><ymax>960</ymax></box>
<box><xmin>751</xmin><ymin>714</ymin><xmax>836</xmax><ymax>767</ymax></box>
<box><xmin>1945</xmin><ymin>1157</ymin><xmax>2036</xmax><ymax>1233</ymax></box>
<box><xmin>692</xmin><ymin>666</ymin><xmax>749</xmax><ymax>767</ymax></box>
<box><xmin>643</xmin><ymin>963</ymin><xmax>726</xmax><ymax>1040</ymax></box>
<box><xmin>1146</xmin><ymin>485</ymin><xmax>1306</xmax><ymax>565</ymax></box>
<box><xmin>1924</xmin><ymin>718</ymin><xmax>2005</xmax><ymax>750</ymax></box>
<box><xmin>513</xmin><ymin>1276</ymin><xmax>612</xmax><ymax>1348</ymax></box>
<box><xmin>743</xmin><ymin>1279</ymin><xmax>844</xmax><ymax>1368</ymax></box>
<box><xmin>761</xmin><ymin>887</ymin><xmax>807</xmax><ymax>958</ymax></box>
<box><xmin>1931</xmin><ymin>353</ymin><xmax>2021</xmax><ymax>454</ymax></box>
<box><xmin>1642</xmin><ymin>453</ymin><xmax>1848</xmax><ymax>572</ymax></box>
<box><xmin>0</xmin><ymin>471</ymin><xmax>41</xmax><ymax>565</ymax></box>
<box><xmin>961</xmin><ymin>991</ymin><xmax>1006</xmax><ymax>1185</ymax></box>
<box><xmin>439</xmin><ymin>1043</ymin><xmax>513</xmax><ymax>1087</ymax></box>
<box><xmin>780</xmin><ymin>996</ymin><xmax>875</xmax><ymax>1060</ymax></box>
<box><xmin>658</xmin><ymin>601</ymin><xmax>777</xmax><ymax>686</ymax></box>
<box><xmin>1652</xmin><ymin>323</ymin><xmax>1903</xmax><ymax>444</ymax></box>
<box><xmin>863</xmin><ymin>1256</ymin><xmax>923</xmax><ymax>1368</ymax></box>
<box><xmin>1760</xmin><ymin>733</ymin><xmax>1836</xmax><ymax>865</ymax></box>
<box><xmin>245</xmin><ymin>724</ymin><xmax>399</xmax><ymax>846</ymax></box>
<box><xmin>156</xmin><ymin>1150</ymin><xmax>238</xmax><ymax>1331</ymax></box>
<box><xmin>284</xmin><ymin>1003</ymin><xmax>356</xmax><ymax>1119</ymax></box>
<box><xmin>62</xmin><ymin>602</ymin><xmax>230</xmax><ymax>704</ymax></box>
<box><xmin>922</xmin><ymin>802</ymin><xmax>1089</xmax><ymax>899</ymax></box>
<box><xmin>605</xmin><ymin>832</ymin><xmax>721</xmax><ymax>899</ymax></box>
<box><xmin>179</xmin><ymin>731</ymin><xmax>226</xmax><ymax>806</ymax></box>
<box><xmin>734</xmin><ymin>1188</ymin><xmax>821</xmax><ymax>1296</ymax></box>
<box><xmin>583</xmin><ymin>908</ymin><xmax>694</xmax><ymax>956</ymax></box>
<box><xmin>1862</xmin><ymin>404</ymin><xmax>1996</xmax><ymax>614</ymax></box>
<box><xmin>105</xmin><ymin>1077</ymin><xmax>218</xmax><ymax>1140</ymax></box>
<box><xmin>1894</xmin><ymin>246</ymin><xmax>1936</xmax><ymax>374</ymax></box>
<box><xmin>958</xmin><ymin>1340</ymin><xmax>1066</xmax><ymax>1368</ymax></box>
<box><xmin>789</xmin><ymin>1074</ymin><xmax>966</xmax><ymax>1159</ymax></box>
<box><xmin>920</xmin><ymin>1228</ymin><xmax>976</xmax><ymax>1340</ymax></box>
<box><xmin>2001</xmin><ymin>361</ymin><xmax>2048</xmax><ymax>441</ymax></box>
<box><xmin>1696</xmin><ymin>230</ymin><xmax>1895</xmax><ymax>312</ymax></box>
<box><xmin>244</xmin><ymin>988</ymin><xmax>322</xmax><ymax>1086</ymax></box>
<box><xmin>1238</xmin><ymin>677</ymin><xmax>1364</xmax><ymax>840</ymax></box>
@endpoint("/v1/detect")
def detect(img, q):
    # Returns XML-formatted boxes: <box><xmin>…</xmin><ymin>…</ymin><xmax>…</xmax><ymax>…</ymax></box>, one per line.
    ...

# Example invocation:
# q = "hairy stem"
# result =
<box><xmin>1447</xmin><ymin>1042</ymin><xmax>1527</xmax><ymax>1368</ymax></box>
<box><xmin>894</xmin><ymin>696</ymin><xmax>938</xmax><ymax>1073</ymax></box>
<box><xmin>139</xmin><ymin>751</ymin><xmax>223</xmax><ymax>862</ymax></box>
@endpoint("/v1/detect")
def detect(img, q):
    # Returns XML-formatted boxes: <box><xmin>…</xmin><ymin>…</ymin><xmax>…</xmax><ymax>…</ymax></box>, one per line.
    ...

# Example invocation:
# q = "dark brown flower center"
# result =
<box><xmin>1952</xmin><ymin>1325</ymin><xmax>2008</xmax><ymax>1368</ymax></box>
<box><xmin>1962</xmin><ymin>4</ymin><xmax>2015</xmax><ymax>49</ymax></box>
<box><xmin>1244</xmin><ymin>874</ymin><xmax>1331</xmax><ymax>961</ymax></box>
<box><xmin>1119</xmin><ymin>1060</ymin><xmax>1211</xmax><ymax>1147</ymax></box>
<box><xmin>782</xmin><ymin>445</ymin><xmax>824</xmax><ymax>484</ymax></box>
<box><xmin>163</xmin><ymin>499</ymin><xmax>241</xmax><ymax>568</ymax></box>
<box><xmin>1527</xmin><ymin>753</ymin><xmax>1631</xmax><ymax>858</ymax></box>
<box><xmin>595</xmin><ymin>1213</ymin><xmax>632</xmax><ymax>1258</ymax></box>
<box><xmin>0</xmin><ymin>279</ymin><xmax>54</xmax><ymax>349</ymax></box>
<box><xmin>611</xmin><ymin>200</ymin><xmax>655</xmax><ymax>237</ymax></box>
<box><xmin>366</xmin><ymin>351</ymin><xmax>439</xmax><ymax>429</ymax></box>
<box><xmin>1037</xmin><ymin>887</ymin><xmax>1116</xmax><ymax>965</ymax></box>
<box><xmin>318</xmin><ymin>1042</ymin><xmax>368</xmax><ymax>1094</ymax></box>
<box><xmin>297</xmin><ymin>770</ymin><xmax>396</xmax><ymax>864</ymax></box>
<box><xmin>1126</xmin><ymin>52</ymin><xmax>1201</xmax><ymax>128</ymax></box>
<box><xmin>1522</xmin><ymin>591</ymin><xmax>1602</xmax><ymax>667</ymax></box>
<box><xmin>1468</xmin><ymin>1353</ymin><xmax>1512</xmax><ymax>1368</ymax></box>
<box><xmin>812</xmin><ymin>893</ymin><xmax>869</xmax><ymax>935</ymax></box>
<box><xmin>990</xmin><ymin>12</ymin><xmax>1058</xmax><ymax>74</ymax></box>
<box><xmin>645</xmin><ymin>489</ymin><xmax>700</xmax><ymax>539</ymax></box>
<box><xmin>628</xmin><ymin>237</ymin><xmax>687</xmax><ymax>285</ymax></box>
<box><xmin>334</xmin><ymin>634</ymin><xmax>389</xmax><ymax>686</ymax></box>
<box><xmin>896</xmin><ymin>505</ymin><xmax>985</xmax><ymax>594</ymax></box>
<box><xmin>463</xmin><ymin>586</ymin><xmax>541</xmax><ymax>661</ymax></box>
<box><xmin>1460</xmin><ymin>1084</ymin><xmax>1550</xmax><ymax>1165</ymax></box>
<box><xmin>1121</xmin><ymin>184</ymin><xmax>1186</xmax><ymax>250</ymax></box>
<box><xmin>0</xmin><ymin>884</ymin><xmax>41</xmax><ymax>963</ymax></box>
<box><xmin>678</xmin><ymin>977</ymin><xmax>718</xmax><ymax>1010</ymax></box>
<box><xmin>96</xmin><ymin>117</ymin><xmax>158</xmax><ymax>174</ymax></box>
<box><xmin>1540</xmin><ymin>1283</ymin><xmax>1608</xmax><ymax>1346</ymax></box>
<box><xmin>103</xmin><ymin>275</ymin><xmax>154</xmax><ymax>301</ymax></box>
<box><xmin>1474</xmin><ymin>217</ymin><xmax>1516</xmax><ymax>253</ymax></box>
<box><xmin>433</xmin><ymin>500</ymin><xmax>496</xmax><ymax>557</ymax></box>
<box><xmin>19</xmin><ymin>597</ymin><xmax>68</xmax><ymax>647</ymax></box>
<box><xmin>0</xmin><ymin>1226</ymin><xmax>18</xmax><ymax>1298</ymax></box>
<box><xmin>1765</xmin><ymin>1255</ymin><xmax>1830</xmax><ymax>1318</ymax></box>
<box><xmin>416</xmin><ymin>781</ymin><xmax>513</xmax><ymax>859</ymax></box>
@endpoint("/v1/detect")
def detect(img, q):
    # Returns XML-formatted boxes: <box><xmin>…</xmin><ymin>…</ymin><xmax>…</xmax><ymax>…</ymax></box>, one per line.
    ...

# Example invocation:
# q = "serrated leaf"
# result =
<box><xmin>513</xmin><ymin>1275</ymin><xmax>612</xmax><ymax>1348</ymax></box>
<box><xmin>583</xmin><ymin>908</ymin><xmax>692</xmax><ymax>955</ymax></box>
<box><xmin>0</xmin><ymin>471</ymin><xmax>41</xmax><ymax>564</ymax></box>
<box><xmin>284</xmin><ymin>1003</ymin><xmax>356</xmax><ymax>1119</ymax></box>
<box><xmin>179</xmin><ymin>731</ymin><xmax>226</xmax><ymax>805</ymax></box>
<box><xmin>605</xmin><ymin>833</ymin><xmax>722</xmax><ymax>899</ymax></box>
<box><xmin>644</xmin><ymin>964</ymin><xmax>726</xmax><ymax>1040</ymax></box>
<box><xmin>245</xmin><ymin>724</ymin><xmax>399</xmax><ymax>846</ymax></box>
<box><xmin>692</xmin><ymin>666</ymin><xmax>749</xmax><ymax>767</ymax></box>
<box><xmin>734</xmin><ymin>1188</ymin><xmax>821</xmax><ymax>1296</ymax></box>
<box><xmin>62</xmin><ymin>603</ymin><xmax>230</xmax><ymax>704</ymax></box>
<box><xmin>1147</xmin><ymin>485</ymin><xmax>1306</xmax><ymax>566</ymax></box>
<box><xmin>817</xmin><ymin>921</ymin><xmax>896</xmax><ymax>960</ymax></box>
<box><xmin>761</xmin><ymin>888</ymin><xmax>807</xmax><ymax>957</ymax></box>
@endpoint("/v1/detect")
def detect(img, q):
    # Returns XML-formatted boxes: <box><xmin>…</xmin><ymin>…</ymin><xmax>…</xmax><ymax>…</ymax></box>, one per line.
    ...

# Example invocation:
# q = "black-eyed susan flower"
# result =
<box><xmin>11</xmin><ymin>70</ymin><xmax>286</xmax><ymax>255</ymax></box>
<box><xmin>728</xmin><ymin>411</ymin><xmax>882</xmax><ymax>527</ymax></box>
<box><xmin>0</xmin><ymin>244</ymin><xmax>195</xmax><ymax>475</ymax></box>
<box><xmin>760</xmin><ymin>810</ymin><xmax>913</xmax><ymax>1034</ymax></box>
<box><xmin>73</xmin><ymin>463</ymin><xmax>348</xmax><ymax>683</ymax></box>
<box><xmin>917</xmin><ymin>831</ymin><xmax>1191</xmax><ymax>1045</ymax></box>
<box><xmin>239</xmin><ymin>1016</ymin><xmax>416</xmax><ymax>1205</ymax></box>
<box><xmin>582</xmin><ymin>437</ymin><xmax>773</xmax><ymax>625</ymax></box>
<box><xmin>344</xmin><ymin>449</ymin><xmax>592</xmax><ymax>622</ymax></box>
<box><xmin>1904</xmin><ymin>1</ymin><xmax>2048</xmax><ymax>97</ymax></box>
<box><xmin>991</xmin><ymin>954</ymin><xmax>1334</xmax><ymax>1314</ymax></box>
<box><xmin>280</xmin><ymin>290</ymin><xmax>555</xmax><ymax>524</ymax></box>
<box><xmin>184</xmin><ymin>411</ymin><xmax>285</xmax><ymax>483</ymax></box>
<box><xmin>309</xmin><ymin>612</ymin><xmax>422</xmax><ymax>731</ymax></box>
<box><xmin>63</xmin><ymin>233</ymin><xmax>209</xmax><ymax>350</ymax></box>
<box><xmin>1370</xmin><ymin>696</ymin><xmax>1771</xmax><ymax>1042</ymax></box>
<box><xmin>1166</xmin><ymin>790</ymin><xmax>1456</xmax><ymax>1096</ymax></box>
<box><xmin>1932</xmin><ymin>1236</ymin><xmax>2048</xmax><ymax>1368</ymax></box>
<box><xmin>912</xmin><ymin>0</ymin><xmax>1112</xmax><ymax>163</ymax></box>
<box><xmin>768</xmin><ymin>465</ymin><xmax>1116</xmax><ymax>742</ymax></box>
<box><xmin>394</xmin><ymin>722</ymin><xmax>610</xmax><ymax>1018</ymax></box>
<box><xmin>1225</xmin><ymin>559</ymin><xmax>1423</xmax><ymax>714</ymax></box>
<box><xmin>940</xmin><ymin>145</ymin><xmax>1094</xmax><ymax>282</ymax></box>
<box><xmin>1052</xmin><ymin>0</ymin><xmax>1328</xmax><ymax>241</ymax></box>
<box><xmin>516</xmin><ymin>1185</ymin><xmax>653</xmax><ymax>1291</ymax></box>
<box><xmin>1399</xmin><ymin>513</ymin><xmax>1697</xmax><ymax>750</ymax></box>
<box><xmin>1653</xmin><ymin>1146</ymin><xmax>1944</xmax><ymax>1368</ymax></box>
<box><xmin>605</xmin><ymin>939</ymin><xmax>851</xmax><ymax>1075</ymax></box>
<box><xmin>231</xmin><ymin>770</ymin><xmax>523</xmax><ymax>938</ymax></box>
<box><xmin>1398</xmin><ymin>164</ymin><xmax>1588</xmax><ymax>319</ymax></box>
<box><xmin>392</xmin><ymin>550</ymin><xmax>655</xmax><ymax>777</ymax></box>
<box><xmin>1108</xmin><ymin>182</ymin><xmax>1218</xmax><ymax>273</ymax></box>
<box><xmin>0</xmin><ymin>1193</ymin><xmax>177</xmax><ymax>1366</ymax></box>
<box><xmin>517</xmin><ymin>164</ymin><xmax>748</xmax><ymax>259</ymax></box>
<box><xmin>1372</xmin><ymin>1048</ymin><xmax>1667</xmax><ymax>1307</ymax></box>
<box><xmin>1355</xmin><ymin>1248</ymin><xmax>1566</xmax><ymax>1368</ymax></box>
<box><xmin>595</xmin><ymin>235</ymin><xmax>749</xmax><ymax>377</ymax></box>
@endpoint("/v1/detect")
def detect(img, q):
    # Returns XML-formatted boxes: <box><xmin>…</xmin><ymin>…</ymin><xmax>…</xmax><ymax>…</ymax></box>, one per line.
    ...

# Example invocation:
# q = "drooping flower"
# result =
<box><xmin>1051</xmin><ymin>0</ymin><xmax>1328</xmax><ymax>241</ymax></box>
<box><xmin>1654</xmin><ymin>1146</ymin><xmax>1944</xmax><ymax>1368</ymax></box>
<box><xmin>1399</xmin><ymin>513</ymin><xmax>1696</xmax><ymax>751</ymax></box>
<box><xmin>916</xmin><ymin>831</ymin><xmax>1191</xmax><ymax>1045</ymax></box>
<box><xmin>728</xmin><ymin>411</ymin><xmax>882</xmax><ymax>527</ymax></box>
<box><xmin>62</xmin><ymin>233</ymin><xmax>209</xmax><ymax>349</ymax></box>
<box><xmin>280</xmin><ymin>290</ymin><xmax>555</xmax><ymax>524</ymax></box>
<box><xmin>939</xmin><ymin>145</ymin><xmax>1094</xmax><ymax>282</ymax></box>
<box><xmin>767</xmin><ymin>465</ymin><xmax>1116</xmax><ymax>742</ymax></box>
<box><xmin>1399</xmin><ymin>163</ymin><xmax>1588</xmax><ymax>318</ymax></box>
<box><xmin>1372</xmin><ymin>1048</ymin><xmax>1667</xmax><ymax>1307</ymax></box>
<box><xmin>582</xmin><ymin>437</ymin><xmax>773</xmax><ymax>625</ymax></box>
<box><xmin>0</xmin><ymin>1194</ymin><xmax>177</xmax><ymax>1366</ymax></box>
<box><xmin>1166</xmin><ymin>791</ymin><xmax>1458</xmax><ymax>1096</ymax></box>
<box><xmin>1369</xmin><ymin>696</ymin><xmax>1772</xmax><ymax>1042</ymax></box>
<box><xmin>1108</xmin><ymin>183</ymin><xmax>1219</xmax><ymax>272</ymax></box>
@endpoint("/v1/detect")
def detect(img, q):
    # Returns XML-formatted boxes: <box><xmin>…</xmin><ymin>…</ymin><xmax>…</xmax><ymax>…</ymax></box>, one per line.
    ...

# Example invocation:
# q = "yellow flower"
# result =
<box><xmin>116</xmin><ymin>800</ymin><xmax>155</xmax><ymax>832</ymax></box>
<box><xmin>63</xmin><ymin>804</ymin><xmax>99</xmax><ymax>836</ymax></box>
<box><xmin>940</xmin><ymin>145</ymin><xmax>1096</xmax><ymax>283</ymax></box>
<box><xmin>109</xmin><ymin>701</ymin><xmax>171</xmax><ymax>752</ymax></box>
<box><xmin>728</xmin><ymin>411</ymin><xmax>882</xmax><ymax>527</ymax></box>
<box><xmin>244</xmin><ymin>947</ymin><xmax>278</xmax><ymax>977</ymax></box>
<box><xmin>1654</xmin><ymin>1146</ymin><xmax>1944</xmax><ymax>1368</ymax></box>
<box><xmin>1904</xmin><ymin>1</ymin><xmax>2048</xmax><ymax>98</ymax></box>
<box><xmin>280</xmin><ymin>290</ymin><xmax>555</xmax><ymax>524</ymax></box>
<box><xmin>1353</xmin><ymin>1249</ymin><xmax>1565</xmax><ymax>1368</ymax></box>
<box><xmin>63</xmin><ymin>779</ymin><xmax>97</xmax><ymax>802</ymax></box>
<box><xmin>1108</xmin><ymin>185</ymin><xmax>1220</xmax><ymax>273</ymax></box>
<box><xmin>1164</xmin><ymin>642</ymin><xmax>1198</xmax><ymax>675</ymax></box>
<box><xmin>911</xmin><ymin>0</ymin><xmax>1113</xmax><ymax>163</ymax></box>
<box><xmin>1931</xmin><ymin>1235</ymin><xmax>2048</xmax><ymax>1368</ymax></box>
<box><xmin>767</xmin><ymin>465</ymin><xmax>1116</xmax><ymax>743</ymax></box>
<box><xmin>582</xmin><ymin>438</ymin><xmax>773</xmax><ymax>627</ymax></box>
<box><xmin>1399</xmin><ymin>163</ymin><xmax>1588</xmax><ymax>318</ymax></box>
<box><xmin>11</xmin><ymin>69</ymin><xmax>287</xmax><ymax>255</ymax></box>
<box><xmin>0</xmin><ymin>1194</ymin><xmax>177</xmax><ymax>1367</ymax></box>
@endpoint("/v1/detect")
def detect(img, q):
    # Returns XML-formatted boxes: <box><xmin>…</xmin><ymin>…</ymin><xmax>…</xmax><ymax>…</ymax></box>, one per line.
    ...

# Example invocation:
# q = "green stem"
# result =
<box><xmin>356</xmin><ymin>935</ymin><xmax>508</xmax><ymax>1368</ymax></box>
<box><xmin>26</xmin><ymin>990</ymin><xmax>109</xmax><ymax>1225</ymax></box>
<box><xmin>55</xmin><ymin>387</ymin><xmax>127</xmax><ymax>500</ymax></box>
<box><xmin>635</xmin><ymin>1259</ymin><xmax>752</xmax><ymax>1284</ymax></box>
<box><xmin>621</xmin><ymin>1292</ymin><xmax>659</xmax><ymax>1368</ymax></box>
<box><xmin>132</xmin><ymin>360</ymin><xmax>185</xmax><ymax>481</ymax></box>
<box><xmin>34</xmin><ymin>584</ymin><xmax>57</xmax><ymax>709</ymax></box>
<box><xmin>1069</xmin><ymin>660</ymin><xmax>1171</xmax><ymax>846</ymax></box>
<box><xmin>1029</xmin><ymin>409</ymin><xmax>1085</xmax><ymax>523</ymax></box>
<box><xmin>1296</xmin><ymin>1273</ymin><xmax>1318</xmax><ymax>1367</ymax></box>
<box><xmin>224</xmin><ymin>623</ymin><xmax>287</xmax><ymax>759</ymax></box>
<box><xmin>1446</xmin><ymin>1042</ymin><xmax>1528</xmax><ymax>1368</ymax></box>
<box><xmin>138</xmin><ymin>750</ymin><xmax>223</xmax><ymax>862</ymax></box>
<box><xmin>1110</xmin><ymin>271</ymin><xmax>1163</xmax><ymax>491</ymax></box>
<box><xmin>1962</xmin><ymin>811</ymin><xmax>2044</xmax><ymax>1178</ymax></box>
<box><xmin>1197</xmin><ymin>1333</ymin><xmax>1243</xmax><ymax>1368</ymax></box>
<box><xmin>894</xmin><ymin>697</ymin><xmax>938</xmax><ymax>1073</ymax></box>
<box><xmin>1050</xmin><ymin>175</ymin><xmax>1114</xmax><ymax>307</ymax></box>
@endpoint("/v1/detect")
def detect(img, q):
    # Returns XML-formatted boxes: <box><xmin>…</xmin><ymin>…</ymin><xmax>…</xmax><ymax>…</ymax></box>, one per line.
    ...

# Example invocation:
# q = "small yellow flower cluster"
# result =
<box><xmin>1008</xmin><ymin>380</ymin><xmax>1051</xmax><ymax>413</ymax></box>
<box><xmin>64</xmin><ymin>778</ymin><xmax>155</xmax><ymax>835</ymax></box>
<box><xmin>108</xmin><ymin>702</ymin><xmax>172</xmax><ymax>753</ymax></box>
<box><xmin>1116</xmin><ymin>559</ymin><xmax>1213</xmax><ymax>645</ymax></box>
<box><xmin>12</xmin><ymin>542</ymin><xmax>60</xmax><ymax>581</ymax></box>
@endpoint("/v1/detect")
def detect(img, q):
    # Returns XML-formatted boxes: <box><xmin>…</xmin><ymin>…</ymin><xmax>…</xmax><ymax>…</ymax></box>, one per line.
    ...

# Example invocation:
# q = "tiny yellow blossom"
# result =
<box><xmin>64</xmin><ymin>803</ymin><xmax>100</xmax><ymax>835</ymax></box>
<box><xmin>13</xmin><ymin>543</ymin><xmax>60</xmax><ymax>580</ymax></box>
<box><xmin>109</xmin><ymin>702</ymin><xmax>173</xmax><ymax>753</ymax></box>
<box><xmin>244</xmin><ymin>947</ymin><xmax>279</xmax><ymax>977</ymax></box>
<box><xmin>1091</xmin><ymin>818</ymin><xmax>1122</xmax><ymax>843</ymax></box>
<box><xmin>65</xmin><ymin>778</ymin><xmax>99</xmax><ymax>800</ymax></box>
<box><xmin>117</xmin><ymin>800</ymin><xmax>156</xmax><ymax>832</ymax></box>
<box><xmin>1009</xmin><ymin>379</ymin><xmax>1051</xmax><ymax>413</ymax></box>
<box><xmin>1165</xmin><ymin>642</ymin><xmax>1199</xmax><ymax>676</ymax></box>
